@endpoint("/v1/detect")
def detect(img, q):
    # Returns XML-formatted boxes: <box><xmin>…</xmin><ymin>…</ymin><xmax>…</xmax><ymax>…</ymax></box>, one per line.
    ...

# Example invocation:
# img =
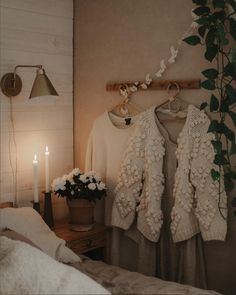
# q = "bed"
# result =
<box><xmin>73</xmin><ymin>256</ymin><xmax>220</xmax><ymax>295</ymax></box>
<box><xmin>0</xmin><ymin>205</ymin><xmax>221</xmax><ymax>295</ymax></box>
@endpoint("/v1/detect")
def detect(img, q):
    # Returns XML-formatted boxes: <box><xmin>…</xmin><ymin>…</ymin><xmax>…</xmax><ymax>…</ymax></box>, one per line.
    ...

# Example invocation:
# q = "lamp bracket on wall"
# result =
<box><xmin>1</xmin><ymin>72</ymin><xmax>22</xmax><ymax>97</ymax></box>
<box><xmin>0</xmin><ymin>64</ymin><xmax>58</xmax><ymax>99</ymax></box>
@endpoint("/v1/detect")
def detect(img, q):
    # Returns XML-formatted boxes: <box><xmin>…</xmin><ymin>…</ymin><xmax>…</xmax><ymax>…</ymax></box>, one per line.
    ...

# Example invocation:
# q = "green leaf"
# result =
<box><xmin>220</xmin><ymin>100</ymin><xmax>229</xmax><ymax>112</ymax></box>
<box><xmin>202</xmin><ymin>68</ymin><xmax>218</xmax><ymax>79</ymax></box>
<box><xmin>213</xmin><ymin>0</ymin><xmax>225</xmax><ymax>8</ymax></box>
<box><xmin>230</xmin><ymin>18</ymin><xmax>236</xmax><ymax>41</ymax></box>
<box><xmin>214</xmin><ymin>153</ymin><xmax>229</xmax><ymax>165</ymax></box>
<box><xmin>198</xmin><ymin>26</ymin><xmax>208</xmax><ymax>38</ymax></box>
<box><xmin>225</xmin><ymin>84</ymin><xmax>236</xmax><ymax>104</ymax></box>
<box><xmin>206</xmin><ymin>28</ymin><xmax>216</xmax><ymax>47</ymax></box>
<box><xmin>230</xmin><ymin>141</ymin><xmax>236</xmax><ymax>155</ymax></box>
<box><xmin>183</xmin><ymin>35</ymin><xmax>201</xmax><ymax>45</ymax></box>
<box><xmin>230</xmin><ymin>170</ymin><xmax>236</xmax><ymax>179</ymax></box>
<box><xmin>211</xmin><ymin>140</ymin><xmax>222</xmax><ymax>153</ymax></box>
<box><xmin>224</xmin><ymin>175</ymin><xmax>234</xmax><ymax>191</ymax></box>
<box><xmin>200</xmin><ymin>101</ymin><xmax>208</xmax><ymax>110</ymax></box>
<box><xmin>229</xmin><ymin>111</ymin><xmax>236</xmax><ymax>126</ymax></box>
<box><xmin>216</xmin><ymin>22</ymin><xmax>229</xmax><ymax>45</ymax></box>
<box><xmin>201</xmin><ymin>79</ymin><xmax>216</xmax><ymax>90</ymax></box>
<box><xmin>205</xmin><ymin>45</ymin><xmax>218</xmax><ymax>62</ymax></box>
<box><xmin>208</xmin><ymin>120</ymin><xmax>219</xmax><ymax>132</ymax></box>
<box><xmin>224</xmin><ymin>62</ymin><xmax>236</xmax><ymax>79</ymax></box>
<box><xmin>230</xmin><ymin>17</ymin><xmax>236</xmax><ymax>29</ymax></box>
<box><xmin>231</xmin><ymin>48</ymin><xmax>236</xmax><ymax>77</ymax></box>
<box><xmin>210</xmin><ymin>94</ymin><xmax>219</xmax><ymax>111</ymax></box>
<box><xmin>195</xmin><ymin>17</ymin><xmax>210</xmax><ymax>25</ymax></box>
<box><xmin>193</xmin><ymin>0</ymin><xmax>207</xmax><ymax>5</ymax></box>
<box><xmin>193</xmin><ymin>6</ymin><xmax>210</xmax><ymax>16</ymax></box>
<box><xmin>212</xmin><ymin>10</ymin><xmax>226</xmax><ymax>21</ymax></box>
<box><xmin>216</xmin><ymin>122</ymin><xmax>235</xmax><ymax>142</ymax></box>
<box><xmin>223</xmin><ymin>125</ymin><xmax>235</xmax><ymax>142</ymax></box>
<box><xmin>211</xmin><ymin>168</ymin><xmax>220</xmax><ymax>181</ymax></box>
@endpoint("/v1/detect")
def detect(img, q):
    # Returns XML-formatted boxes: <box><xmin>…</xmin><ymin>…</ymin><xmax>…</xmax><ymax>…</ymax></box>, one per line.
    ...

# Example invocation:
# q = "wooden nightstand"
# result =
<box><xmin>53</xmin><ymin>223</ymin><xmax>109</xmax><ymax>261</ymax></box>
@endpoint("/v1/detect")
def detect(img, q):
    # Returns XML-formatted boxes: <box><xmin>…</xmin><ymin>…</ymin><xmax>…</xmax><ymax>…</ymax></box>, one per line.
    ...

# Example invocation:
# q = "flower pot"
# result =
<box><xmin>67</xmin><ymin>199</ymin><xmax>95</xmax><ymax>231</ymax></box>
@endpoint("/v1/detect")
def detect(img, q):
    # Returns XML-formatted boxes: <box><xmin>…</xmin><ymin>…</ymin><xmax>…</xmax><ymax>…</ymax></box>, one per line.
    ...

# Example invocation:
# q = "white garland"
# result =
<box><xmin>119</xmin><ymin>9</ymin><xmax>199</xmax><ymax>98</ymax></box>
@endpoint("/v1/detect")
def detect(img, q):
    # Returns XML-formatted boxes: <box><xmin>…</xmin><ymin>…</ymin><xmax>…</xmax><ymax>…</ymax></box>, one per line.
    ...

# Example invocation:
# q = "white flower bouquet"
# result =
<box><xmin>51</xmin><ymin>168</ymin><xmax>106</xmax><ymax>202</ymax></box>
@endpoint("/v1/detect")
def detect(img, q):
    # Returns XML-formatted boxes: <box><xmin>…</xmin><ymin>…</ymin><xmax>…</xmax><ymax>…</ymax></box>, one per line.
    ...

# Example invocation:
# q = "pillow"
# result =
<box><xmin>0</xmin><ymin>229</ymin><xmax>40</xmax><ymax>249</ymax></box>
<box><xmin>0</xmin><ymin>207</ymin><xmax>81</xmax><ymax>263</ymax></box>
<box><xmin>0</xmin><ymin>237</ymin><xmax>110</xmax><ymax>295</ymax></box>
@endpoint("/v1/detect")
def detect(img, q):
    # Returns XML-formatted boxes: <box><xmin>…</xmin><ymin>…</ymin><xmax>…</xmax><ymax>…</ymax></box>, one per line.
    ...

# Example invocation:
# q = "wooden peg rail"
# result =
<box><xmin>106</xmin><ymin>79</ymin><xmax>201</xmax><ymax>91</ymax></box>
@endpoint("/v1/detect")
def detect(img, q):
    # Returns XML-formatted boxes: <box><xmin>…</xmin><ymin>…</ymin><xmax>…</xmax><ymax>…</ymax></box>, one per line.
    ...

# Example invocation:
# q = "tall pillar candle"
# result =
<box><xmin>45</xmin><ymin>146</ymin><xmax>50</xmax><ymax>192</ymax></box>
<box><xmin>33</xmin><ymin>154</ymin><xmax>39</xmax><ymax>202</ymax></box>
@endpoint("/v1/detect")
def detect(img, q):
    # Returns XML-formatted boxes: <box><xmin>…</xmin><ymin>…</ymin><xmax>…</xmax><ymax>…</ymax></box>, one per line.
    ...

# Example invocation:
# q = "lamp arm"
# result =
<box><xmin>13</xmin><ymin>65</ymin><xmax>43</xmax><ymax>88</ymax></box>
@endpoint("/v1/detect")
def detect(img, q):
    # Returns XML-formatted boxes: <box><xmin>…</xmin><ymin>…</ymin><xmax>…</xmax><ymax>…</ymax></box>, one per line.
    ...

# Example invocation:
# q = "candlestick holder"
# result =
<box><xmin>33</xmin><ymin>201</ymin><xmax>40</xmax><ymax>214</ymax></box>
<box><xmin>43</xmin><ymin>191</ymin><xmax>54</xmax><ymax>228</ymax></box>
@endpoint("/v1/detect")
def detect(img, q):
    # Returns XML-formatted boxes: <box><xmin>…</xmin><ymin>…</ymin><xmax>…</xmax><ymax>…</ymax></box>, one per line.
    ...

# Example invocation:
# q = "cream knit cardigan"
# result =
<box><xmin>111</xmin><ymin>105</ymin><xmax>227</xmax><ymax>243</ymax></box>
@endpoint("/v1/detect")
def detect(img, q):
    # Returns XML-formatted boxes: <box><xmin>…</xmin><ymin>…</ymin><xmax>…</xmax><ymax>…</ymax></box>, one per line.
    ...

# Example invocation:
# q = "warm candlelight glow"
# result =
<box><xmin>33</xmin><ymin>154</ymin><xmax>38</xmax><ymax>164</ymax></box>
<box><xmin>45</xmin><ymin>146</ymin><xmax>50</xmax><ymax>192</ymax></box>
<box><xmin>45</xmin><ymin>146</ymin><xmax>49</xmax><ymax>154</ymax></box>
<box><xmin>33</xmin><ymin>154</ymin><xmax>39</xmax><ymax>202</ymax></box>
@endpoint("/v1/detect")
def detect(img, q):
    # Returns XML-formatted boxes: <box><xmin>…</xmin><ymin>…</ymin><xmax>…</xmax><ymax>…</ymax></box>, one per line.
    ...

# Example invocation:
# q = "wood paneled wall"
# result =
<box><xmin>0</xmin><ymin>0</ymin><xmax>73</xmax><ymax>219</ymax></box>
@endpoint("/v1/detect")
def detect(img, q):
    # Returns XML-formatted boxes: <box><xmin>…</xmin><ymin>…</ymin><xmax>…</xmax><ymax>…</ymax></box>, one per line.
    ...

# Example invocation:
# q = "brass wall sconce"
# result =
<box><xmin>0</xmin><ymin>65</ymin><xmax>58</xmax><ymax>98</ymax></box>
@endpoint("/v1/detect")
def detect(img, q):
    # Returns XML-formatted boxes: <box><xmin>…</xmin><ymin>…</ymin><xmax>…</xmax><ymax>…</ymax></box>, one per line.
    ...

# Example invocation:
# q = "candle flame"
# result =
<box><xmin>46</xmin><ymin>146</ymin><xmax>48</xmax><ymax>152</ymax></box>
<box><xmin>34</xmin><ymin>154</ymin><xmax>37</xmax><ymax>161</ymax></box>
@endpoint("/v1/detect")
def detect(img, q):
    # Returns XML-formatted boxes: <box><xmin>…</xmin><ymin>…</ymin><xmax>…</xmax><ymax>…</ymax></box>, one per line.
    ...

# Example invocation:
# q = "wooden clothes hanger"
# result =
<box><xmin>156</xmin><ymin>82</ymin><xmax>188</xmax><ymax>119</ymax></box>
<box><xmin>108</xmin><ymin>84</ymin><xmax>144</xmax><ymax>118</ymax></box>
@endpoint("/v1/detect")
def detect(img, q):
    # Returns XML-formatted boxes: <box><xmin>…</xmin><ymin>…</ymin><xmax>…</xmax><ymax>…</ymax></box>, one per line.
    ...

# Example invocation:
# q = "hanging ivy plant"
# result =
<box><xmin>183</xmin><ymin>0</ymin><xmax>236</xmax><ymax>215</ymax></box>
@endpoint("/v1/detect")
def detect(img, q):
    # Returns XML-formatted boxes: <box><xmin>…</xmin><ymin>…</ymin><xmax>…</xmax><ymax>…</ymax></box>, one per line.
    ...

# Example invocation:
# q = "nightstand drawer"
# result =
<box><xmin>53</xmin><ymin>223</ymin><xmax>109</xmax><ymax>260</ymax></box>
<box><xmin>67</xmin><ymin>232</ymin><xmax>107</xmax><ymax>254</ymax></box>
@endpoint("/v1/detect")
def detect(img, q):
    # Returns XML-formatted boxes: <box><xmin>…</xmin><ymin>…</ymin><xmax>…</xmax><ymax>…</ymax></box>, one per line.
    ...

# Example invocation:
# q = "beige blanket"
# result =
<box><xmin>73</xmin><ymin>257</ymin><xmax>221</xmax><ymax>295</ymax></box>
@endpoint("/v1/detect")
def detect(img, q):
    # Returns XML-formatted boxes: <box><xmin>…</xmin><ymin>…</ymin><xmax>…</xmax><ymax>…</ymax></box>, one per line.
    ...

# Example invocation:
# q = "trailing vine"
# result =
<box><xmin>183</xmin><ymin>0</ymin><xmax>236</xmax><ymax>215</ymax></box>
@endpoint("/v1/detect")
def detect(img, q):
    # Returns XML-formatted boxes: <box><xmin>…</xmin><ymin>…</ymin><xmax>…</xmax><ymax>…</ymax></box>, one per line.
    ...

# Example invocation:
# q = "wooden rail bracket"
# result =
<box><xmin>106</xmin><ymin>79</ymin><xmax>201</xmax><ymax>91</ymax></box>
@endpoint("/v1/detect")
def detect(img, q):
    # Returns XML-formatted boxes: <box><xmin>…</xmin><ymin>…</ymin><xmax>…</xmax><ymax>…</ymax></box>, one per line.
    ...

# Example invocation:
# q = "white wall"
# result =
<box><xmin>0</xmin><ymin>0</ymin><xmax>73</xmax><ymax>219</ymax></box>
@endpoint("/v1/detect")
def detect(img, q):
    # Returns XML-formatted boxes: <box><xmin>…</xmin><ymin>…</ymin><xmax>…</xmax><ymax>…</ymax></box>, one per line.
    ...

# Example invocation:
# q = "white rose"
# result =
<box><xmin>59</xmin><ymin>184</ymin><xmax>66</xmax><ymax>191</ymax></box>
<box><xmin>88</xmin><ymin>183</ymin><xmax>96</xmax><ymax>190</ymax></box>
<box><xmin>79</xmin><ymin>174</ymin><xmax>87</xmax><ymax>183</ymax></box>
<box><xmin>51</xmin><ymin>177</ymin><xmax>60</xmax><ymax>190</ymax></box>
<box><xmin>67</xmin><ymin>172</ymin><xmax>75</xmax><ymax>184</ymax></box>
<box><xmin>97</xmin><ymin>182</ymin><xmax>106</xmax><ymax>191</ymax></box>
<box><xmin>94</xmin><ymin>174</ymin><xmax>101</xmax><ymax>182</ymax></box>
<box><xmin>62</xmin><ymin>174</ymin><xmax>68</xmax><ymax>181</ymax></box>
<box><xmin>71</xmin><ymin>168</ymin><xmax>80</xmax><ymax>176</ymax></box>
<box><xmin>51</xmin><ymin>177</ymin><xmax>66</xmax><ymax>191</ymax></box>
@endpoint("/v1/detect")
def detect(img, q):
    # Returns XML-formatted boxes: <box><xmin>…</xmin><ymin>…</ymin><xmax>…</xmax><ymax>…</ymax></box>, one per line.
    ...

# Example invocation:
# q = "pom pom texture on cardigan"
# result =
<box><xmin>111</xmin><ymin>105</ymin><xmax>227</xmax><ymax>243</ymax></box>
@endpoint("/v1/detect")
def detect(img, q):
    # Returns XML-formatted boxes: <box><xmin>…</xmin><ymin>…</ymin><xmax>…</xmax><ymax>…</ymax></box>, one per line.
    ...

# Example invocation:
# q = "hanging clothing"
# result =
<box><xmin>111</xmin><ymin>105</ymin><xmax>227</xmax><ymax>243</ymax></box>
<box><xmin>85</xmin><ymin>111</ymin><xmax>155</xmax><ymax>273</ymax></box>
<box><xmin>155</xmin><ymin>110</ymin><xmax>207</xmax><ymax>289</ymax></box>
<box><xmin>85</xmin><ymin>111</ymin><xmax>139</xmax><ymax>224</ymax></box>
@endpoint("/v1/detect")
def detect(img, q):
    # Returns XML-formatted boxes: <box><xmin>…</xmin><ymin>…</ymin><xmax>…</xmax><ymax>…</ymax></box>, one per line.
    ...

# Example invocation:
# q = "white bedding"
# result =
<box><xmin>0</xmin><ymin>237</ymin><xmax>110</xmax><ymax>295</ymax></box>
<box><xmin>0</xmin><ymin>207</ymin><xmax>80</xmax><ymax>263</ymax></box>
<box><xmin>74</xmin><ymin>257</ymin><xmax>221</xmax><ymax>295</ymax></box>
<box><xmin>0</xmin><ymin>207</ymin><xmax>221</xmax><ymax>295</ymax></box>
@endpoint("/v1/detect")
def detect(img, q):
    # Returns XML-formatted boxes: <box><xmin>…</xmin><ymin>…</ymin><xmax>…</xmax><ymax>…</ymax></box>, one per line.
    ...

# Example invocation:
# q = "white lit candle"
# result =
<box><xmin>33</xmin><ymin>154</ymin><xmax>39</xmax><ymax>202</ymax></box>
<box><xmin>45</xmin><ymin>146</ymin><xmax>50</xmax><ymax>192</ymax></box>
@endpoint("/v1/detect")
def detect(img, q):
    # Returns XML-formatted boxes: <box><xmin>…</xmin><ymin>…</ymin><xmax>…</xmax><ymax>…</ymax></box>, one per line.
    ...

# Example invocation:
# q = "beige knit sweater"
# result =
<box><xmin>111</xmin><ymin>105</ymin><xmax>227</xmax><ymax>243</ymax></box>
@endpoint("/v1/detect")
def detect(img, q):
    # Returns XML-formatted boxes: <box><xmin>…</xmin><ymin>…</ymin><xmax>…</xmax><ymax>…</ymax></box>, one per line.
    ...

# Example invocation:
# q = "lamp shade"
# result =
<box><xmin>29</xmin><ymin>68</ymin><xmax>58</xmax><ymax>99</ymax></box>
